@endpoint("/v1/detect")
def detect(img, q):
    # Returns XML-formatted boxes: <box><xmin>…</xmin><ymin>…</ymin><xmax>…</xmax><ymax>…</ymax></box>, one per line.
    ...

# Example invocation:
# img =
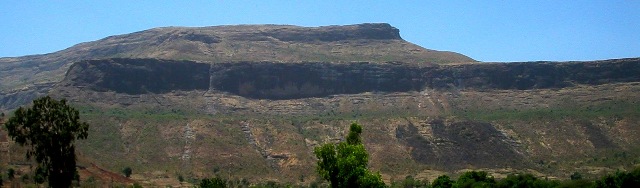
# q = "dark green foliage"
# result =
<box><xmin>595</xmin><ymin>168</ymin><xmax>640</xmax><ymax>188</ymax></box>
<box><xmin>432</xmin><ymin>175</ymin><xmax>454</xmax><ymax>188</ymax></box>
<box><xmin>84</xmin><ymin>176</ymin><xmax>98</xmax><ymax>187</ymax></box>
<box><xmin>130</xmin><ymin>182</ymin><xmax>144</xmax><ymax>188</ymax></box>
<box><xmin>7</xmin><ymin>168</ymin><xmax>14</xmax><ymax>180</ymax></box>
<box><xmin>346</xmin><ymin>123</ymin><xmax>362</xmax><ymax>145</ymax></box>
<box><xmin>21</xmin><ymin>174</ymin><xmax>29</xmax><ymax>183</ymax></box>
<box><xmin>122</xmin><ymin>167</ymin><xmax>133</xmax><ymax>178</ymax></box>
<box><xmin>569</xmin><ymin>172</ymin><xmax>582</xmax><ymax>180</ymax></box>
<box><xmin>4</xmin><ymin>96</ymin><xmax>89</xmax><ymax>188</ymax></box>
<box><xmin>557</xmin><ymin>179</ymin><xmax>593</xmax><ymax>188</ymax></box>
<box><xmin>178</xmin><ymin>174</ymin><xmax>185</xmax><ymax>182</ymax></box>
<box><xmin>200</xmin><ymin>176</ymin><xmax>227</xmax><ymax>188</ymax></box>
<box><xmin>455</xmin><ymin>171</ymin><xmax>496</xmax><ymax>188</ymax></box>
<box><xmin>497</xmin><ymin>174</ymin><xmax>559</xmax><ymax>188</ymax></box>
<box><xmin>314</xmin><ymin>122</ymin><xmax>386</xmax><ymax>188</ymax></box>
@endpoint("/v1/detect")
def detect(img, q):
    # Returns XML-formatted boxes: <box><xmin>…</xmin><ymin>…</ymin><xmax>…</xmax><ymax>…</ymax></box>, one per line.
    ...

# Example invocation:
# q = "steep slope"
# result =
<box><xmin>0</xmin><ymin>23</ymin><xmax>475</xmax><ymax>111</ymax></box>
<box><xmin>60</xmin><ymin>58</ymin><xmax>640</xmax><ymax>100</ymax></box>
<box><xmin>33</xmin><ymin>57</ymin><xmax>640</xmax><ymax>186</ymax></box>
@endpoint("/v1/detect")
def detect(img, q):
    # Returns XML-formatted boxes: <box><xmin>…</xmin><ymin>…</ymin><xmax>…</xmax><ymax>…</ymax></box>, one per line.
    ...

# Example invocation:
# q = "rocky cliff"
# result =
<box><xmin>61</xmin><ymin>58</ymin><xmax>640</xmax><ymax>99</ymax></box>
<box><xmin>7</xmin><ymin>57</ymin><xmax>640</xmax><ymax>185</ymax></box>
<box><xmin>0</xmin><ymin>23</ymin><xmax>475</xmax><ymax>111</ymax></box>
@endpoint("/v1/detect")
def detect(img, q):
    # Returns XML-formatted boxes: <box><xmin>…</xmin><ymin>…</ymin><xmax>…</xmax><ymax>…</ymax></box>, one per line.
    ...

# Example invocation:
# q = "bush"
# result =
<box><xmin>595</xmin><ymin>168</ymin><xmax>640</xmax><ymax>188</ymax></box>
<box><xmin>200</xmin><ymin>176</ymin><xmax>227</xmax><ymax>188</ymax></box>
<box><xmin>456</xmin><ymin>171</ymin><xmax>496</xmax><ymax>188</ymax></box>
<box><xmin>122</xmin><ymin>167</ymin><xmax>133</xmax><ymax>178</ymax></box>
<box><xmin>432</xmin><ymin>175</ymin><xmax>454</xmax><ymax>188</ymax></box>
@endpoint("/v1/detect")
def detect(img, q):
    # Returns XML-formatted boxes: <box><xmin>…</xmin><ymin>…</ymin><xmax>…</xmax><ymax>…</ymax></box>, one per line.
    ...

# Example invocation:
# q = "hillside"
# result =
<box><xmin>1</xmin><ymin>23</ymin><xmax>639</xmax><ymax>187</ymax></box>
<box><xmin>0</xmin><ymin>23</ymin><xmax>475</xmax><ymax>112</ymax></box>
<box><xmin>32</xmin><ymin>57</ymin><xmax>640</xmax><ymax>186</ymax></box>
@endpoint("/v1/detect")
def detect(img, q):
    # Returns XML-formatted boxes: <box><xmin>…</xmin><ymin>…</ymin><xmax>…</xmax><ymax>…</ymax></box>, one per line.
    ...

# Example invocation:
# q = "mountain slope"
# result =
<box><xmin>33</xmin><ymin>57</ymin><xmax>640</xmax><ymax>186</ymax></box>
<box><xmin>0</xmin><ymin>24</ymin><xmax>473</xmax><ymax>93</ymax></box>
<box><xmin>0</xmin><ymin>23</ymin><xmax>474</xmax><ymax>111</ymax></box>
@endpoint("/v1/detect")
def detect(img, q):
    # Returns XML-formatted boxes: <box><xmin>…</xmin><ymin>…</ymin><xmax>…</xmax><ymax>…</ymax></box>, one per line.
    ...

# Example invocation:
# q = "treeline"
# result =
<box><xmin>389</xmin><ymin>168</ymin><xmax>640</xmax><ymax>188</ymax></box>
<box><xmin>197</xmin><ymin>168</ymin><xmax>640</xmax><ymax>188</ymax></box>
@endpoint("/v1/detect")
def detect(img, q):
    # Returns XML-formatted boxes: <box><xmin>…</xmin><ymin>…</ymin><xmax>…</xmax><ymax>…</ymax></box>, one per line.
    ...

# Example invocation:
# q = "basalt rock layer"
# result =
<box><xmin>62</xmin><ymin>58</ymin><xmax>640</xmax><ymax>99</ymax></box>
<box><xmin>0</xmin><ymin>23</ymin><xmax>474</xmax><ymax>111</ymax></box>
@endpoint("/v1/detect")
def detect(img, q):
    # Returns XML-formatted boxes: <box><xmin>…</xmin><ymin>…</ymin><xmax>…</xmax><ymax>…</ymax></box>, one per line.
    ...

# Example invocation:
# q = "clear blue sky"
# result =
<box><xmin>1</xmin><ymin>1</ymin><xmax>638</xmax><ymax>62</ymax></box>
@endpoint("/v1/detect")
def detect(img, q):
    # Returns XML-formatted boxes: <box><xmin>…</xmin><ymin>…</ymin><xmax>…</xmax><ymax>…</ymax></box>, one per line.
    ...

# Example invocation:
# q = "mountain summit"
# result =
<box><xmin>0</xmin><ymin>23</ymin><xmax>474</xmax><ymax>101</ymax></box>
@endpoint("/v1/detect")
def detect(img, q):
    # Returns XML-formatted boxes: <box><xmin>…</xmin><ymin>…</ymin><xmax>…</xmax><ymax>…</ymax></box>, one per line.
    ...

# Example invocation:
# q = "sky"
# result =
<box><xmin>1</xmin><ymin>1</ymin><xmax>638</xmax><ymax>62</ymax></box>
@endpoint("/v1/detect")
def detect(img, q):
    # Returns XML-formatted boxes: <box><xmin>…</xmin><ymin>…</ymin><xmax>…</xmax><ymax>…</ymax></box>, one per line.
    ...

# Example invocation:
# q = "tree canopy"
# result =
<box><xmin>4</xmin><ymin>96</ymin><xmax>89</xmax><ymax>188</ymax></box>
<box><xmin>314</xmin><ymin>122</ymin><xmax>385</xmax><ymax>188</ymax></box>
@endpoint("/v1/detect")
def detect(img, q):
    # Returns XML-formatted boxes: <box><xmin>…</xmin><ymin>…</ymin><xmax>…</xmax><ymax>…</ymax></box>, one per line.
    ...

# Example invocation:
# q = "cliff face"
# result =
<box><xmin>0</xmin><ymin>23</ymin><xmax>474</xmax><ymax>102</ymax></box>
<box><xmin>64</xmin><ymin>58</ymin><xmax>210</xmax><ymax>94</ymax></box>
<box><xmin>62</xmin><ymin>58</ymin><xmax>640</xmax><ymax>99</ymax></box>
<box><xmin>42</xmin><ymin>58</ymin><xmax>640</xmax><ymax>183</ymax></box>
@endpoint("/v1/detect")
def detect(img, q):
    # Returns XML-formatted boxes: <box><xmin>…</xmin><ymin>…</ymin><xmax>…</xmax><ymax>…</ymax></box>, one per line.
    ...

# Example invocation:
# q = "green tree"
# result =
<box><xmin>595</xmin><ymin>168</ymin><xmax>640</xmax><ymax>188</ymax></box>
<box><xmin>455</xmin><ymin>171</ymin><xmax>496</xmax><ymax>188</ymax></box>
<box><xmin>391</xmin><ymin>175</ymin><xmax>429</xmax><ymax>188</ymax></box>
<box><xmin>569</xmin><ymin>172</ymin><xmax>582</xmax><ymax>180</ymax></box>
<box><xmin>497</xmin><ymin>173</ymin><xmax>559</xmax><ymax>188</ymax></box>
<box><xmin>7</xmin><ymin>168</ymin><xmax>15</xmax><ymax>180</ymax></box>
<box><xmin>4</xmin><ymin>96</ymin><xmax>89</xmax><ymax>188</ymax></box>
<box><xmin>314</xmin><ymin>122</ymin><xmax>386</xmax><ymax>188</ymax></box>
<box><xmin>122</xmin><ymin>167</ymin><xmax>133</xmax><ymax>178</ymax></box>
<box><xmin>432</xmin><ymin>175</ymin><xmax>454</xmax><ymax>188</ymax></box>
<box><xmin>200</xmin><ymin>176</ymin><xmax>227</xmax><ymax>188</ymax></box>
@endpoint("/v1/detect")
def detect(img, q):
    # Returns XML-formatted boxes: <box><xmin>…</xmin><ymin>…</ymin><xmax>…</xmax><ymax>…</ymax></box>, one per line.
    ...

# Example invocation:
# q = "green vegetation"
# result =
<box><xmin>75</xmin><ymin>104</ymin><xmax>208</xmax><ymax>121</ymax></box>
<box><xmin>122</xmin><ymin>167</ymin><xmax>133</xmax><ymax>178</ymax></box>
<box><xmin>190</xmin><ymin>169</ymin><xmax>640</xmax><ymax>187</ymax></box>
<box><xmin>7</xmin><ymin>168</ymin><xmax>15</xmax><ymax>180</ymax></box>
<box><xmin>458</xmin><ymin>100</ymin><xmax>640</xmax><ymax>122</ymax></box>
<box><xmin>200</xmin><ymin>176</ymin><xmax>228</xmax><ymax>188</ymax></box>
<box><xmin>314</xmin><ymin>122</ymin><xmax>385</xmax><ymax>188</ymax></box>
<box><xmin>431</xmin><ymin>175</ymin><xmax>454</xmax><ymax>188</ymax></box>
<box><xmin>389</xmin><ymin>168</ymin><xmax>640</xmax><ymax>188</ymax></box>
<box><xmin>4</xmin><ymin>96</ymin><xmax>89</xmax><ymax>188</ymax></box>
<box><xmin>595</xmin><ymin>168</ymin><xmax>640</xmax><ymax>188</ymax></box>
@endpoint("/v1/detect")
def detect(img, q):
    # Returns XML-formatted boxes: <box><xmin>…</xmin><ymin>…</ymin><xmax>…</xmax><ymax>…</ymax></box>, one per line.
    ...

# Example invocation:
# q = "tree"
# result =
<box><xmin>7</xmin><ymin>168</ymin><xmax>15</xmax><ymax>180</ymax></box>
<box><xmin>431</xmin><ymin>175</ymin><xmax>454</xmax><ymax>188</ymax></box>
<box><xmin>569</xmin><ymin>172</ymin><xmax>582</xmax><ymax>180</ymax></box>
<box><xmin>314</xmin><ymin>122</ymin><xmax>385</xmax><ymax>188</ymax></box>
<box><xmin>4</xmin><ymin>96</ymin><xmax>89</xmax><ymax>188</ymax></box>
<box><xmin>200</xmin><ymin>176</ymin><xmax>227</xmax><ymax>188</ymax></box>
<box><xmin>455</xmin><ymin>171</ymin><xmax>496</xmax><ymax>188</ymax></box>
<box><xmin>496</xmin><ymin>173</ymin><xmax>561</xmax><ymax>188</ymax></box>
<box><xmin>595</xmin><ymin>168</ymin><xmax>640</xmax><ymax>188</ymax></box>
<box><xmin>122</xmin><ymin>167</ymin><xmax>133</xmax><ymax>178</ymax></box>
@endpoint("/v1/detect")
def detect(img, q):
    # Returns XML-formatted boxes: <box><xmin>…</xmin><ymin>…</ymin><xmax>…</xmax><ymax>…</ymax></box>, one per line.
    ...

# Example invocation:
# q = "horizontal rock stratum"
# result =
<box><xmin>0</xmin><ymin>23</ymin><xmax>475</xmax><ymax>111</ymax></box>
<box><xmin>0</xmin><ymin>23</ymin><xmax>474</xmax><ymax>92</ymax></box>
<box><xmin>60</xmin><ymin>58</ymin><xmax>640</xmax><ymax>99</ymax></box>
<box><xmin>2</xmin><ymin>23</ymin><xmax>640</xmax><ymax>186</ymax></box>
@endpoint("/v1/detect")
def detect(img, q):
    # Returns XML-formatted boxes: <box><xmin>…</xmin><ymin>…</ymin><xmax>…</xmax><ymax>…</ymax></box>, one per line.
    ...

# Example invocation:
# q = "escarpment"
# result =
<box><xmin>0</xmin><ymin>23</ymin><xmax>475</xmax><ymax>111</ymax></box>
<box><xmin>61</xmin><ymin>58</ymin><xmax>640</xmax><ymax>99</ymax></box>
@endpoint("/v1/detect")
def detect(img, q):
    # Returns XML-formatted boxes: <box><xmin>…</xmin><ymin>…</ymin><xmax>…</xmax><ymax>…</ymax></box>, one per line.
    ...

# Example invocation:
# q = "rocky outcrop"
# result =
<box><xmin>258</xmin><ymin>23</ymin><xmax>402</xmax><ymax>42</ymax></box>
<box><xmin>60</xmin><ymin>58</ymin><xmax>640</xmax><ymax>99</ymax></box>
<box><xmin>396</xmin><ymin>119</ymin><xmax>525</xmax><ymax>169</ymax></box>
<box><xmin>62</xmin><ymin>58</ymin><xmax>210</xmax><ymax>94</ymax></box>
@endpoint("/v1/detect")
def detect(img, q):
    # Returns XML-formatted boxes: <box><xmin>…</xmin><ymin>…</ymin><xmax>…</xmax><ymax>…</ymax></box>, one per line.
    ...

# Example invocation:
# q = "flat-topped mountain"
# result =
<box><xmin>2</xmin><ymin>23</ymin><xmax>640</xmax><ymax>186</ymax></box>
<box><xmin>0</xmin><ymin>23</ymin><xmax>474</xmax><ymax>94</ymax></box>
<box><xmin>40</xmin><ymin>57</ymin><xmax>640</xmax><ymax>185</ymax></box>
